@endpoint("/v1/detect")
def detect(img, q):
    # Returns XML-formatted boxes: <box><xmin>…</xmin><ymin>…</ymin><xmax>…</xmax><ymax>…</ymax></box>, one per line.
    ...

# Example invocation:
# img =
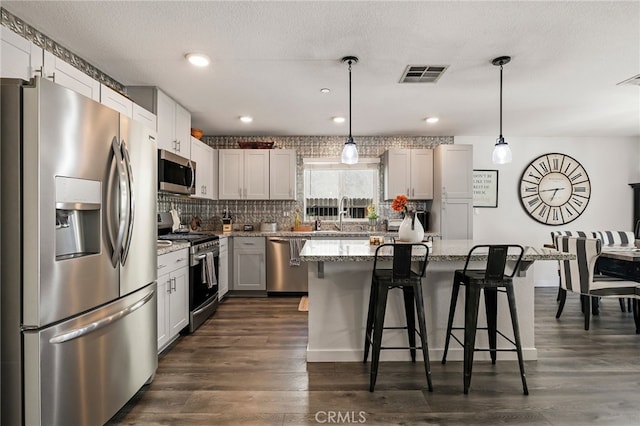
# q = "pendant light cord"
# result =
<box><xmin>348</xmin><ymin>60</ymin><xmax>353</xmax><ymax>139</ymax></box>
<box><xmin>499</xmin><ymin>63</ymin><xmax>503</xmax><ymax>139</ymax></box>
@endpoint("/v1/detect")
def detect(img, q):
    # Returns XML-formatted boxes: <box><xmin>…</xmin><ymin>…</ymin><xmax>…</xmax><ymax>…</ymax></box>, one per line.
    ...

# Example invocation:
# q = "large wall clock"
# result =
<box><xmin>519</xmin><ymin>153</ymin><xmax>591</xmax><ymax>225</ymax></box>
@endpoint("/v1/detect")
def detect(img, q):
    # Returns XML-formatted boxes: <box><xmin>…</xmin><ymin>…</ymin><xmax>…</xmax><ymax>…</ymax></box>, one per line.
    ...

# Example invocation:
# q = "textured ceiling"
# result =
<box><xmin>3</xmin><ymin>1</ymin><xmax>639</xmax><ymax>138</ymax></box>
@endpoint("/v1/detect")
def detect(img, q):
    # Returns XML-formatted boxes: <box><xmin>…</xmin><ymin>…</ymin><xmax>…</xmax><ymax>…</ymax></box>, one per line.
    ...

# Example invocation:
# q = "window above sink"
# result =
<box><xmin>303</xmin><ymin>157</ymin><xmax>380</xmax><ymax>221</ymax></box>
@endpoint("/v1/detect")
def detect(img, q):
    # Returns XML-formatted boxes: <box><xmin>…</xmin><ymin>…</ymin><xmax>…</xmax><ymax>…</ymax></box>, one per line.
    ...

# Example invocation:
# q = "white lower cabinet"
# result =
<box><xmin>233</xmin><ymin>237</ymin><xmax>266</xmax><ymax>291</ymax></box>
<box><xmin>218</xmin><ymin>238</ymin><xmax>229</xmax><ymax>299</ymax></box>
<box><xmin>157</xmin><ymin>248</ymin><xmax>189</xmax><ymax>352</ymax></box>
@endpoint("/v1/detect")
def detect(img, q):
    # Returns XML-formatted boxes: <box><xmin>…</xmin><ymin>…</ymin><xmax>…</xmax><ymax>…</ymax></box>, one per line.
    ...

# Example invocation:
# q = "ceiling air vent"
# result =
<box><xmin>400</xmin><ymin>65</ymin><xmax>448</xmax><ymax>83</ymax></box>
<box><xmin>617</xmin><ymin>74</ymin><xmax>640</xmax><ymax>86</ymax></box>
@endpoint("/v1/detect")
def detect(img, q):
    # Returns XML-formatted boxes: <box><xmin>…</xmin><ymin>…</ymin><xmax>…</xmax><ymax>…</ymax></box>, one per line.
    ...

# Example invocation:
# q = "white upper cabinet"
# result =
<box><xmin>219</xmin><ymin>149</ymin><xmax>244</xmax><ymax>199</ymax></box>
<box><xmin>100</xmin><ymin>84</ymin><xmax>157</xmax><ymax>130</ymax></box>
<box><xmin>43</xmin><ymin>51</ymin><xmax>100</xmax><ymax>101</ymax></box>
<box><xmin>434</xmin><ymin>144</ymin><xmax>473</xmax><ymax>199</ymax></box>
<box><xmin>191</xmin><ymin>137</ymin><xmax>218</xmax><ymax>200</ymax></box>
<box><xmin>269</xmin><ymin>149</ymin><xmax>297</xmax><ymax>200</ymax></box>
<box><xmin>383</xmin><ymin>148</ymin><xmax>433</xmax><ymax>200</ymax></box>
<box><xmin>219</xmin><ymin>149</ymin><xmax>270</xmax><ymax>200</ymax></box>
<box><xmin>100</xmin><ymin>83</ymin><xmax>133</xmax><ymax>117</ymax></box>
<box><xmin>410</xmin><ymin>149</ymin><xmax>433</xmax><ymax>199</ymax></box>
<box><xmin>132</xmin><ymin>104</ymin><xmax>157</xmax><ymax>130</ymax></box>
<box><xmin>1</xmin><ymin>27</ymin><xmax>43</xmax><ymax>79</ymax></box>
<box><xmin>243</xmin><ymin>150</ymin><xmax>270</xmax><ymax>199</ymax></box>
<box><xmin>157</xmin><ymin>89</ymin><xmax>191</xmax><ymax>158</ymax></box>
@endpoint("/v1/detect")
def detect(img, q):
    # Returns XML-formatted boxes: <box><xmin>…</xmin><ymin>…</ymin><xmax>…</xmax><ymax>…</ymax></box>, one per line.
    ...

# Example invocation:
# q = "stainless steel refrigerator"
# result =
<box><xmin>1</xmin><ymin>77</ymin><xmax>158</xmax><ymax>425</ymax></box>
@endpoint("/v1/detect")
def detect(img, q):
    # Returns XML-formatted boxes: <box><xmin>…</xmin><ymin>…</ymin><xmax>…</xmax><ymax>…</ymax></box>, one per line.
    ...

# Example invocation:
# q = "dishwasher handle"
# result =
<box><xmin>268</xmin><ymin>238</ymin><xmax>306</xmax><ymax>243</ymax></box>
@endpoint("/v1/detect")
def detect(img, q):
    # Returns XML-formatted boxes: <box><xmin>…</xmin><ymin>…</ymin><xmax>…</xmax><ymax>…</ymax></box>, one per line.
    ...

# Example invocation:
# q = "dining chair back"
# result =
<box><xmin>554</xmin><ymin>236</ymin><xmax>640</xmax><ymax>332</ymax></box>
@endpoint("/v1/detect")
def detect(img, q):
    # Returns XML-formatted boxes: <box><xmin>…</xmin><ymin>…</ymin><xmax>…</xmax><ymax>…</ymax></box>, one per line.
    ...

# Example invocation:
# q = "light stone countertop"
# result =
<box><xmin>212</xmin><ymin>230</ymin><xmax>439</xmax><ymax>239</ymax></box>
<box><xmin>155</xmin><ymin>231</ymin><xmax>440</xmax><ymax>255</ymax></box>
<box><xmin>299</xmin><ymin>239</ymin><xmax>574</xmax><ymax>263</ymax></box>
<box><xmin>156</xmin><ymin>241</ymin><xmax>190</xmax><ymax>256</ymax></box>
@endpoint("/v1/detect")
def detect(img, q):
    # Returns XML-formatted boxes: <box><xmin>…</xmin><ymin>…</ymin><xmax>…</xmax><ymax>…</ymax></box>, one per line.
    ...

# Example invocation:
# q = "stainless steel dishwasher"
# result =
<box><xmin>266</xmin><ymin>237</ymin><xmax>308</xmax><ymax>293</ymax></box>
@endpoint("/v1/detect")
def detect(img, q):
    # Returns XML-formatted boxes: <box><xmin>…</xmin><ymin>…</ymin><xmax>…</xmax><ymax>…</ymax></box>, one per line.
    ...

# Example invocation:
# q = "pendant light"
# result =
<box><xmin>492</xmin><ymin>56</ymin><xmax>512</xmax><ymax>164</ymax></box>
<box><xmin>341</xmin><ymin>56</ymin><xmax>359</xmax><ymax>164</ymax></box>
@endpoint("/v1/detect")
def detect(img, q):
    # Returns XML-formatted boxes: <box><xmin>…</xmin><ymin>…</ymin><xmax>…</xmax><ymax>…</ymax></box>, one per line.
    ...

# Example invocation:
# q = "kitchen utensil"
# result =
<box><xmin>190</xmin><ymin>215</ymin><xmax>201</xmax><ymax>231</ymax></box>
<box><xmin>260</xmin><ymin>222</ymin><xmax>277</xmax><ymax>232</ymax></box>
<box><xmin>169</xmin><ymin>207</ymin><xmax>181</xmax><ymax>232</ymax></box>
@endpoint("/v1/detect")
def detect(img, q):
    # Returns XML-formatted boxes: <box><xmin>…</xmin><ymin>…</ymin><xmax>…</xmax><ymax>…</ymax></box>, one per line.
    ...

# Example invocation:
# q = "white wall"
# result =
<box><xmin>456</xmin><ymin>135</ymin><xmax>640</xmax><ymax>286</ymax></box>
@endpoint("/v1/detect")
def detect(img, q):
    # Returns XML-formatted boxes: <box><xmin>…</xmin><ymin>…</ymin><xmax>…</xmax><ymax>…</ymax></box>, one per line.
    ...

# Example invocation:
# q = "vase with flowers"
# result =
<box><xmin>391</xmin><ymin>194</ymin><xmax>424</xmax><ymax>243</ymax></box>
<box><xmin>367</xmin><ymin>204</ymin><xmax>379</xmax><ymax>229</ymax></box>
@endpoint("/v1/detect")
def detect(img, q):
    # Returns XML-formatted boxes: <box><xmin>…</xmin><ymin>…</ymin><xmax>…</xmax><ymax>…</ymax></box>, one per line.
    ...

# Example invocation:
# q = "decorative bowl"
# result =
<box><xmin>238</xmin><ymin>141</ymin><xmax>274</xmax><ymax>149</ymax></box>
<box><xmin>191</xmin><ymin>128</ymin><xmax>204</xmax><ymax>139</ymax></box>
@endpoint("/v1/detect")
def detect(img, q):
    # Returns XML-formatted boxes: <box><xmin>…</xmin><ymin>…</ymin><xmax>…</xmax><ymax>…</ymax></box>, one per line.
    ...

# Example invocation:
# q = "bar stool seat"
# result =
<box><xmin>363</xmin><ymin>243</ymin><xmax>432</xmax><ymax>392</ymax></box>
<box><xmin>441</xmin><ymin>244</ymin><xmax>528</xmax><ymax>395</ymax></box>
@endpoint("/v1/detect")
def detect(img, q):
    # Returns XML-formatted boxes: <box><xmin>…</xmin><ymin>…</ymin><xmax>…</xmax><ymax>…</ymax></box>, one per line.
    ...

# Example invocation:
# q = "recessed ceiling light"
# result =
<box><xmin>239</xmin><ymin>116</ymin><xmax>253</xmax><ymax>123</ymax></box>
<box><xmin>333</xmin><ymin>116</ymin><xmax>346</xmax><ymax>123</ymax></box>
<box><xmin>425</xmin><ymin>117</ymin><xmax>439</xmax><ymax>124</ymax></box>
<box><xmin>185</xmin><ymin>53</ymin><xmax>210</xmax><ymax>67</ymax></box>
<box><xmin>320</xmin><ymin>88</ymin><xmax>331</xmax><ymax>93</ymax></box>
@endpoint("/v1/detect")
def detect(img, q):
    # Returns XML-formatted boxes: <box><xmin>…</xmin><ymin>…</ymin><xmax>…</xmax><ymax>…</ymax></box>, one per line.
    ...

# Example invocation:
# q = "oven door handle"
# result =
<box><xmin>193</xmin><ymin>252</ymin><xmax>218</xmax><ymax>261</ymax></box>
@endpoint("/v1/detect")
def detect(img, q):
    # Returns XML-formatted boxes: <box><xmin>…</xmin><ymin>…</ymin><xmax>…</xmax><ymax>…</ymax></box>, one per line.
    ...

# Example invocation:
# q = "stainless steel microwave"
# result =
<box><xmin>158</xmin><ymin>149</ymin><xmax>196</xmax><ymax>195</ymax></box>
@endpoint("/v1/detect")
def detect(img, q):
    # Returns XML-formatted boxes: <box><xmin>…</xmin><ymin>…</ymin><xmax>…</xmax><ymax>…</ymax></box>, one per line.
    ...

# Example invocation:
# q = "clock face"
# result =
<box><xmin>519</xmin><ymin>153</ymin><xmax>591</xmax><ymax>225</ymax></box>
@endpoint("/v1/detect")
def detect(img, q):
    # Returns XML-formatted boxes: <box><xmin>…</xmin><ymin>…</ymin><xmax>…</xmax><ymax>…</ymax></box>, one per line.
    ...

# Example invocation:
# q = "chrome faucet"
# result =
<box><xmin>336</xmin><ymin>196</ymin><xmax>349</xmax><ymax>231</ymax></box>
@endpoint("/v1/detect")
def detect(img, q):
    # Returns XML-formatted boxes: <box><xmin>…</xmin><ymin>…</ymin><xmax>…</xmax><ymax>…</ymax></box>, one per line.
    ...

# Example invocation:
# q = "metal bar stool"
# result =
<box><xmin>363</xmin><ymin>243</ymin><xmax>432</xmax><ymax>392</ymax></box>
<box><xmin>441</xmin><ymin>244</ymin><xmax>528</xmax><ymax>395</ymax></box>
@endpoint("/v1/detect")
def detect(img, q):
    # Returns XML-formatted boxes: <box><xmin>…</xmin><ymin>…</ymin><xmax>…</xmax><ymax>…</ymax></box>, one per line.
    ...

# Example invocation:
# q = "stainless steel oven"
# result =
<box><xmin>157</xmin><ymin>212</ymin><xmax>219</xmax><ymax>333</ymax></box>
<box><xmin>188</xmin><ymin>238</ymin><xmax>219</xmax><ymax>332</ymax></box>
<box><xmin>158</xmin><ymin>149</ymin><xmax>196</xmax><ymax>195</ymax></box>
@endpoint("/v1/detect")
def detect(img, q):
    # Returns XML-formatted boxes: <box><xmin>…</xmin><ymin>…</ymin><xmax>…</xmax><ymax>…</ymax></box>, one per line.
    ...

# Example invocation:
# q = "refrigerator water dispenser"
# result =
<box><xmin>55</xmin><ymin>176</ymin><xmax>101</xmax><ymax>260</ymax></box>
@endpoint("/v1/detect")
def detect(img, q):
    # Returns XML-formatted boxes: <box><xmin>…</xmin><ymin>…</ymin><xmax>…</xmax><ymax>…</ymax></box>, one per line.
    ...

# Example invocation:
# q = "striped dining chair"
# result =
<box><xmin>592</xmin><ymin>231</ymin><xmax>636</xmax><ymax>313</ymax></box>
<box><xmin>549</xmin><ymin>231</ymin><xmax>592</xmax><ymax>302</ymax></box>
<box><xmin>593</xmin><ymin>231</ymin><xmax>636</xmax><ymax>246</ymax></box>
<box><xmin>554</xmin><ymin>236</ymin><xmax>640</xmax><ymax>332</ymax></box>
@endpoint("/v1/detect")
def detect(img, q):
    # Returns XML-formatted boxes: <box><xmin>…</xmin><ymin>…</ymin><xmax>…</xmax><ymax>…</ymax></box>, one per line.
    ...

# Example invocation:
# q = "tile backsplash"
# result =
<box><xmin>159</xmin><ymin>135</ymin><xmax>452</xmax><ymax>231</ymax></box>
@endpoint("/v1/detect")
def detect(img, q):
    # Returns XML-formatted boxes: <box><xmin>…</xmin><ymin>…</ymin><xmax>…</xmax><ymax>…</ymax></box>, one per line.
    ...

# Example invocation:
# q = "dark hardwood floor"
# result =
<box><xmin>109</xmin><ymin>288</ymin><xmax>640</xmax><ymax>425</ymax></box>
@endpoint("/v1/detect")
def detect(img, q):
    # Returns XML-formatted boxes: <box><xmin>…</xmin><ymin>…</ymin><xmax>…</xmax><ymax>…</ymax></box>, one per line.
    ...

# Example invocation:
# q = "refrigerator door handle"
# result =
<box><xmin>48</xmin><ymin>290</ymin><xmax>155</xmax><ymax>344</ymax></box>
<box><xmin>120</xmin><ymin>139</ymin><xmax>135</xmax><ymax>265</ymax></box>
<box><xmin>109</xmin><ymin>136</ymin><xmax>129</xmax><ymax>267</ymax></box>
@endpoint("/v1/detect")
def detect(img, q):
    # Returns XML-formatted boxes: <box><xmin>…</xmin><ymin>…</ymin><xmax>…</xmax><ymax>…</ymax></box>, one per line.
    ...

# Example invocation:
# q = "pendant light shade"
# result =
<box><xmin>341</xmin><ymin>56</ymin><xmax>359</xmax><ymax>164</ymax></box>
<box><xmin>492</xmin><ymin>136</ymin><xmax>512</xmax><ymax>164</ymax></box>
<box><xmin>492</xmin><ymin>56</ymin><xmax>512</xmax><ymax>165</ymax></box>
<box><xmin>341</xmin><ymin>137</ymin><xmax>358</xmax><ymax>164</ymax></box>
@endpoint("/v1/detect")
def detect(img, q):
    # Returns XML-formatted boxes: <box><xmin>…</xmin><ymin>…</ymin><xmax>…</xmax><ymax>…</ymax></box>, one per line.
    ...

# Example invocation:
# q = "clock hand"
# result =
<box><xmin>539</xmin><ymin>187</ymin><xmax>565</xmax><ymax>192</ymax></box>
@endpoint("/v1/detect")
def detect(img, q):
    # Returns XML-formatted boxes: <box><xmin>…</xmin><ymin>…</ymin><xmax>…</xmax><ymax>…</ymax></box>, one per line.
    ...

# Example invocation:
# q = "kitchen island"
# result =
<box><xmin>299</xmin><ymin>239</ymin><xmax>572</xmax><ymax>362</ymax></box>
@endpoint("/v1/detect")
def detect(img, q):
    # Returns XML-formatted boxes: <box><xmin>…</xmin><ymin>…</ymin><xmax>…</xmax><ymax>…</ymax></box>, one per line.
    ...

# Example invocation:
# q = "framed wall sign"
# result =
<box><xmin>473</xmin><ymin>169</ymin><xmax>499</xmax><ymax>208</ymax></box>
